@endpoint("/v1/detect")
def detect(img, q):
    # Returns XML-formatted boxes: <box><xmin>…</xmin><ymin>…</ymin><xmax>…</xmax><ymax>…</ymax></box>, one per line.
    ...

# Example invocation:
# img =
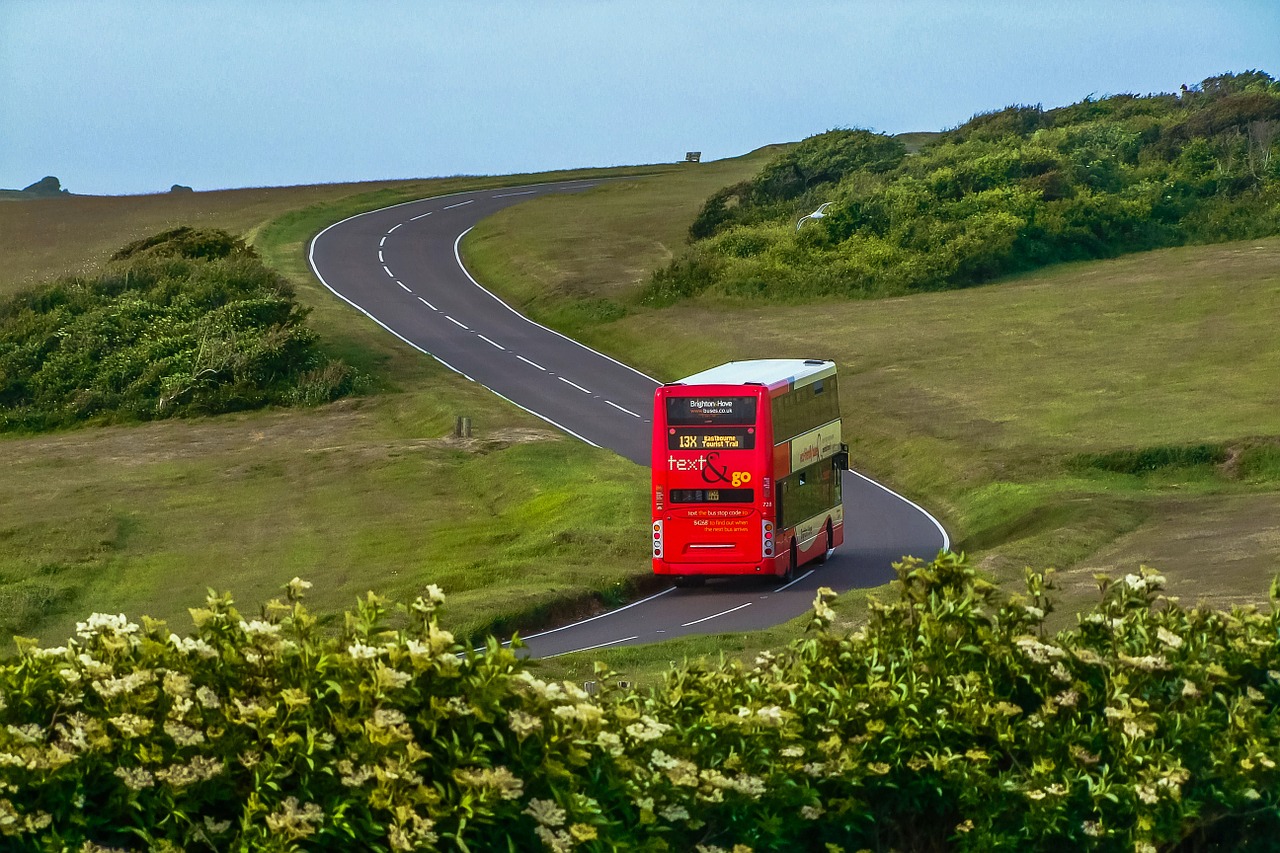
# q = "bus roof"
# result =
<box><xmin>670</xmin><ymin>359</ymin><xmax>835</xmax><ymax>392</ymax></box>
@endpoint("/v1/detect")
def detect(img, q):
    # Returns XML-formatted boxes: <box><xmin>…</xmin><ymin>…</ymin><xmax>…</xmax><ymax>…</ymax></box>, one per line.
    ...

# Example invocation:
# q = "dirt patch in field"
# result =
<box><xmin>1055</xmin><ymin>494</ymin><xmax>1280</xmax><ymax>614</ymax></box>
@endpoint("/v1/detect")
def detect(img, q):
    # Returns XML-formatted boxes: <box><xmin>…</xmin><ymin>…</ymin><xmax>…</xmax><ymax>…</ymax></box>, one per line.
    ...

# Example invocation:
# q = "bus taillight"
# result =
<box><xmin>652</xmin><ymin>520</ymin><xmax>663</xmax><ymax>558</ymax></box>
<box><xmin>762</xmin><ymin>520</ymin><xmax>774</xmax><ymax>558</ymax></box>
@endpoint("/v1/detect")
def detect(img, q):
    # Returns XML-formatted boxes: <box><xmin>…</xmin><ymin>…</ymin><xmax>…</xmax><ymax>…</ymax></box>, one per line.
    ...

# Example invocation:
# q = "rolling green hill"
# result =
<box><xmin>0</xmin><ymin>159</ymin><xmax>763</xmax><ymax>649</ymax></box>
<box><xmin>2</xmin><ymin>81</ymin><xmax>1278</xmax><ymax>685</ymax></box>
<box><xmin>462</xmin><ymin>165</ymin><xmax>1280</xmax><ymax>639</ymax></box>
<box><xmin>647</xmin><ymin>71</ymin><xmax>1280</xmax><ymax>304</ymax></box>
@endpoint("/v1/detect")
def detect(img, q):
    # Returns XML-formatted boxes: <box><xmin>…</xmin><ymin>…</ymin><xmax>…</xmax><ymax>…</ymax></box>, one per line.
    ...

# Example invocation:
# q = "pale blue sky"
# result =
<box><xmin>2</xmin><ymin>1</ymin><xmax>1277</xmax><ymax>195</ymax></box>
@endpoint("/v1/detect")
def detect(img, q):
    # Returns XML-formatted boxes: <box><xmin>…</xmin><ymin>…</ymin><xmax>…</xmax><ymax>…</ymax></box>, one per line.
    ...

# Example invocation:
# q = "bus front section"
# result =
<box><xmin>651</xmin><ymin>386</ymin><xmax>775</xmax><ymax>586</ymax></box>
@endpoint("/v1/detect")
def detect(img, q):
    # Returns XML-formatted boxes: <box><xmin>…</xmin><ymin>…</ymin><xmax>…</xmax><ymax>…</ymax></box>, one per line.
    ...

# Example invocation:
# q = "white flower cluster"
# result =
<box><xmin>168</xmin><ymin>634</ymin><xmax>219</xmax><ymax>659</ymax></box>
<box><xmin>624</xmin><ymin>715</ymin><xmax>670</xmax><ymax>742</ymax></box>
<box><xmin>264</xmin><ymin>797</ymin><xmax>325</xmax><ymax>840</ymax></box>
<box><xmin>1014</xmin><ymin>636</ymin><xmax>1067</xmax><ymax>665</ymax></box>
<box><xmin>75</xmin><ymin>613</ymin><xmax>140</xmax><ymax>642</ymax></box>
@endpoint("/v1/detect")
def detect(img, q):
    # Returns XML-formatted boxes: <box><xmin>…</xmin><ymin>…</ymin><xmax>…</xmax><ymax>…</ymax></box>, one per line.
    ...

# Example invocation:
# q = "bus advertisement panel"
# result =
<box><xmin>651</xmin><ymin>360</ymin><xmax>847</xmax><ymax>586</ymax></box>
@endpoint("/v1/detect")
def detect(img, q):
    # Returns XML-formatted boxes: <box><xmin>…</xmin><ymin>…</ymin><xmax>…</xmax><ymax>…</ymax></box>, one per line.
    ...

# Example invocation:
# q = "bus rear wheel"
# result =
<box><xmin>816</xmin><ymin>521</ymin><xmax>834</xmax><ymax>565</ymax></box>
<box><xmin>782</xmin><ymin>542</ymin><xmax>797</xmax><ymax>582</ymax></box>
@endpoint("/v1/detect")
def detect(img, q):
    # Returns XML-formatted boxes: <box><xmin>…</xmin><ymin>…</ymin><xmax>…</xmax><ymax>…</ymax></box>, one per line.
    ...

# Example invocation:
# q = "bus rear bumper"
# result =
<box><xmin>653</xmin><ymin>560</ymin><xmax>777</xmax><ymax>579</ymax></box>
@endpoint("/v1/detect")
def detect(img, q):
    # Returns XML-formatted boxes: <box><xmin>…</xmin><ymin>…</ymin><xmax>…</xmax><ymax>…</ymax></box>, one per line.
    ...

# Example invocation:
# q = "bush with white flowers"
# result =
<box><xmin>1</xmin><ymin>555</ymin><xmax>1277</xmax><ymax>851</ymax></box>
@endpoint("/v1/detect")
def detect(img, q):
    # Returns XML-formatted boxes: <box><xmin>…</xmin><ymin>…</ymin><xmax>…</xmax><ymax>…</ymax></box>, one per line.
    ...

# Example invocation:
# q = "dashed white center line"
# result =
<box><xmin>442</xmin><ymin>200</ymin><xmax>474</xmax><ymax>209</ymax></box>
<box><xmin>681</xmin><ymin>602</ymin><xmax>752</xmax><ymax>627</ymax></box>
<box><xmin>477</xmin><ymin>334</ymin><xmax>505</xmax><ymax>350</ymax></box>
<box><xmin>493</xmin><ymin>190</ymin><xmax>536</xmax><ymax>198</ymax></box>
<box><xmin>397</xmin><ymin>281</ymin><xmax>412</xmax><ymax>292</ymax></box>
<box><xmin>387</xmin><ymin>223</ymin><xmax>402</xmax><ymax>233</ymax></box>
<box><xmin>417</xmin><ymin>297</ymin><xmax>436</xmax><ymax>310</ymax></box>
<box><xmin>517</xmin><ymin>355</ymin><xmax>546</xmax><ymax>371</ymax></box>
<box><xmin>446</xmin><ymin>316</ymin><xmax>469</xmax><ymax>330</ymax></box>
<box><xmin>383</xmin><ymin>265</ymin><xmax>395</xmax><ymax>278</ymax></box>
<box><xmin>409</xmin><ymin>211</ymin><xmax>433</xmax><ymax>221</ymax></box>
<box><xmin>606</xmin><ymin>401</ymin><xmax>641</xmax><ymax>418</ymax></box>
<box><xmin>378</xmin><ymin>250</ymin><xmax>385</xmax><ymax>263</ymax></box>
<box><xmin>558</xmin><ymin>377</ymin><xmax>592</xmax><ymax>394</ymax></box>
<box><xmin>379</xmin><ymin>236</ymin><xmax>387</xmax><ymax>247</ymax></box>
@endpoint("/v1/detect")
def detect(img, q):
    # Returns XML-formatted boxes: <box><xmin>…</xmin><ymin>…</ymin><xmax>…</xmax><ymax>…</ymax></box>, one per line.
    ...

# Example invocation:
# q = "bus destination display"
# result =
<box><xmin>669</xmin><ymin>488</ymin><xmax>754</xmax><ymax>504</ymax></box>
<box><xmin>665</xmin><ymin>395</ymin><xmax>757</xmax><ymax>426</ymax></box>
<box><xmin>667</xmin><ymin>427</ymin><xmax>756</xmax><ymax>450</ymax></box>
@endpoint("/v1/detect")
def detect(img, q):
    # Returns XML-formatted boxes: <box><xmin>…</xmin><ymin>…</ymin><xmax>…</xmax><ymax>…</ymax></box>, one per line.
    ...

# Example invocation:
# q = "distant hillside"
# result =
<box><xmin>647</xmin><ymin>70</ymin><xmax>1280</xmax><ymax>303</ymax></box>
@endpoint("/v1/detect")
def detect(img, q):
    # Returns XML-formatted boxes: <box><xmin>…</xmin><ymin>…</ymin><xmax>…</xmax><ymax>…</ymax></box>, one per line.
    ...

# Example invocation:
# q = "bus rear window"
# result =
<box><xmin>665</xmin><ymin>395</ymin><xmax>757</xmax><ymax>426</ymax></box>
<box><xmin>669</xmin><ymin>488</ymin><xmax>754</xmax><ymax>504</ymax></box>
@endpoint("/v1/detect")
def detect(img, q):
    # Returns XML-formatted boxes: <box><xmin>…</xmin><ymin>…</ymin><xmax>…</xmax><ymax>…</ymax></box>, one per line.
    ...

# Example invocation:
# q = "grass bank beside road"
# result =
<box><xmin>463</xmin><ymin>181</ymin><xmax>1280</xmax><ymax>636</ymax></box>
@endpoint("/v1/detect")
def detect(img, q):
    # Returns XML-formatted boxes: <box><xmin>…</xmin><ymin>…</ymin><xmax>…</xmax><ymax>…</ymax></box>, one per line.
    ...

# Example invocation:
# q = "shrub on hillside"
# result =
<box><xmin>0</xmin><ymin>228</ymin><xmax>359</xmax><ymax>431</ymax></box>
<box><xmin>650</xmin><ymin>70</ymin><xmax>1280</xmax><ymax>303</ymax></box>
<box><xmin>1</xmin><ymin>554</ymin><xmax>1277</xmax><ymax>851</ymax></box>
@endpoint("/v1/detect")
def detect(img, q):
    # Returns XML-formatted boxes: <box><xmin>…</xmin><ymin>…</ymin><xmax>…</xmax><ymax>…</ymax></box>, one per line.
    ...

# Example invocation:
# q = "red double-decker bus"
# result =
<box><xmin>651</xmin><ymin>359</ymin><xmax>848</xmax><ymax>586</ymax></box>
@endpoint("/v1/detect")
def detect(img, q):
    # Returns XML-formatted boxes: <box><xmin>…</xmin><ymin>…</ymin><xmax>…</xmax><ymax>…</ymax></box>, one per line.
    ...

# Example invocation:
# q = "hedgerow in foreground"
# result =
<box><xmin>1</xmin><ymin>555</ymin><xmax>1277</xmax><ymax>851</ymax></box>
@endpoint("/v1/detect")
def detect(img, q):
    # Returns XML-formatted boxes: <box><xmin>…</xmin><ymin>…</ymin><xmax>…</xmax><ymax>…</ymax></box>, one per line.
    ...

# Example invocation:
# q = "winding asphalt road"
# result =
<box><xmin>309</xmin><ymin>180</ymin><xmax>949</xmax><ymax>658</ymax></box>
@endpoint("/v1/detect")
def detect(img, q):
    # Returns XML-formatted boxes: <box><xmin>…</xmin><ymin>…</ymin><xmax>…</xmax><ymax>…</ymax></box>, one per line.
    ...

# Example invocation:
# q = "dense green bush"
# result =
<box><xmin>649</xmin><ymin>71</ymin><xmax>1280</xmax><ymax>304</ymax></box>
<box><xmin>0</xmin><ymin>228</ymin><xmax>358</xmax><ymax>431</ymax></box>
<box><xmin>2</xmin><ymin>554</ymin><xmax>1277</xmax><ymax>851</ymax></box>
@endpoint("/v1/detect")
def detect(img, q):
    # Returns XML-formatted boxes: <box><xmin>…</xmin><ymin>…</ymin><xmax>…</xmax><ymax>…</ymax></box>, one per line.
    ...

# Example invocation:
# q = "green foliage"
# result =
<box><xmin>686</xmin><ymin>129</ymin><xmax>906</xmax><ymax>241</ymax></box>
<box><xmin>653</xmin><ymin>71</ymin><xmax>1280</xmax><ymax>303</ymax></box>
<box><xmin>1071</xmin><ymin>443</ymin><xmax>1229</xmax><ymax>475</ymax></box>
<box><xmin>2</xmin><ymin>555</ymin><xmax>1278</xmax><ymax>850</ymax></box>
<box><xmin>0</xmin><ymin>228</ymin><xmax>359</xmax><ymax>431</ymax></box>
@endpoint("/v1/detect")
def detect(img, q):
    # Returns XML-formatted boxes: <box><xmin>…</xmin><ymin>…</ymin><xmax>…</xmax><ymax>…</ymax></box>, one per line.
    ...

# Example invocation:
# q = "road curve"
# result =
<box><xmin>308</xmin><ymin>180</ymin><xmax>949</xmax><ymax>658</ymax></box>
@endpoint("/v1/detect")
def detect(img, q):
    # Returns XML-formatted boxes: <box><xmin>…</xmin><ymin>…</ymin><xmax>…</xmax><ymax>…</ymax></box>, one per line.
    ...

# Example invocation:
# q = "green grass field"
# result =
<box><xmin>463</xmin><ymin>186</ymin><xmax>1280</xmax><ymax>637</ymax></box>
<box><xmin>0</xmin><ymin>160</ymin><xmax>757</xmax><ymax>653</ymax></box>
<box><xmin>4</xmin><ymin>148</ymin><xmax>1279</xmax><ymax>687</ymax></box>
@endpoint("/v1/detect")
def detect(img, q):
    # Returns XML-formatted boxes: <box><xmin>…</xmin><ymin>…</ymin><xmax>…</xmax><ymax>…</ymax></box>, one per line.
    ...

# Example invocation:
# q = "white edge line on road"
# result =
<box><xmin>409</xmin><ymin>211</ymin><xmax>433</xmax><ymax>220</ymax></box>
<box><xmin>681</xmin><ymin>602</ymin><xmax>752</xmax><ymax>627</ymax></box>
<box><xmin>606</xmin><ymin>401</ymin><xmax>641</xmax><ymax>418</ymax></box>
<box><xmin>558</xmin><ymin>376</ymin><xmax>591</xmax><ymax>394</ymax></box>
<box><xmin>387</xmin><ymin>222</ymin><xmax>402</xmax><ymax>233</ymax></box>
<box><xmin>773</xmin><ymin>569</ymin><xmax>815</xmax><ymax>593</ymax></box>
<box><xmin>417</xmin><ymin>297</ymin><xmax>436</xmax><ymax>310</ymax></box>
<box><xmin>516</xmin><ymin>355</ymin><xmax>545</xmax><ymax>371</ymax></box>
<box><xmin>443</xmin><ymin>199</ymin><xmax>474</xmax><ymax>209</ymax></box>
<box><xmin>545</xmin><ymin>636</ymin><xmax>640</xmax><ymax>659</ymax></box>
<box><xmin>493</xmin><ymin>190</ymin><xmax>537</xmax><ymax>198</ymax></box>
<box><xmin>845</xmin><ymin>468</ymin><xmax>951</xmax><ymax>552</ymax></box>
<box><xmin>513</xmin><ymin>587</ymin><xmax>676</xmax><ymax>643</ymax></box>
<box><xmin>398</xmin><ymin>282</ymin><xmax>412</xmax><ymax>293</ymax></box>
<box><xmin>446</xmin><ymin>316</ymin><xmax>469</xmax><ymax>330</ymax></box>
<box><xmin>477</xmin><ymin>334</ymin><xmax>505</xmax><ymax>350</ymax></box>
<box><xmin>453</xmin><ymin>227</ymin><xmax>660</xmax><ymax>387</ymax></box>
